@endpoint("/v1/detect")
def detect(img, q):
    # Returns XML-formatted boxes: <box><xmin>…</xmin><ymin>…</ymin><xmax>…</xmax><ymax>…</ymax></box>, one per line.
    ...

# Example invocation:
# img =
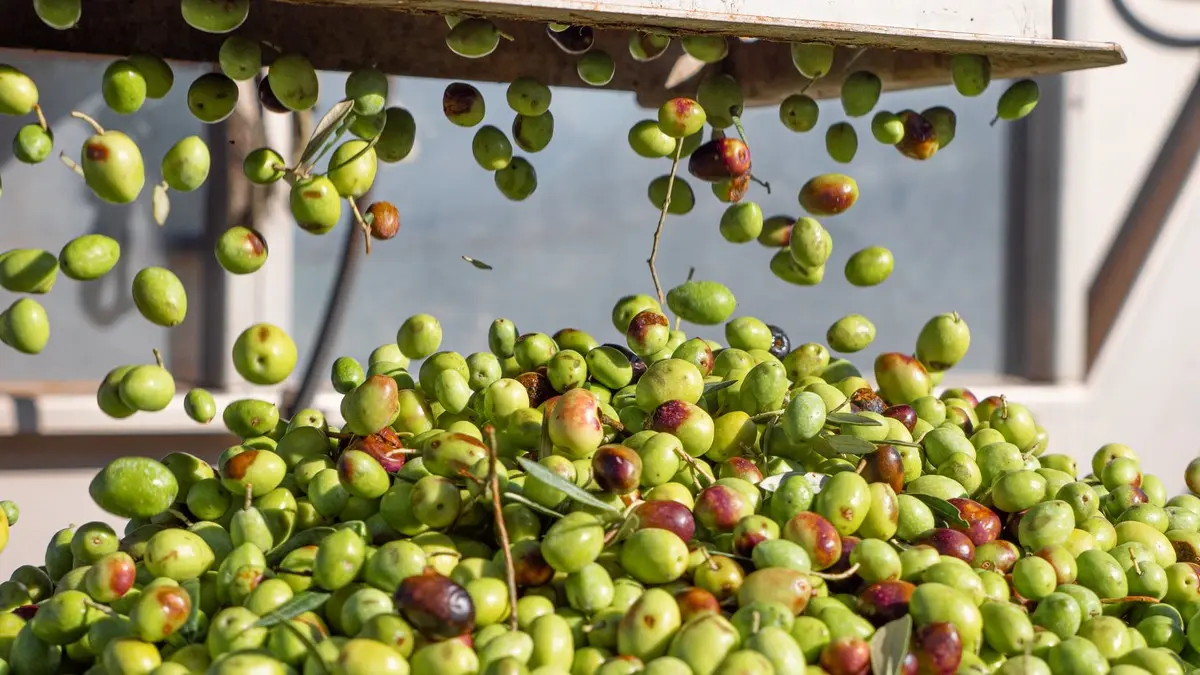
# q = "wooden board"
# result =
<box><xmin>0</xmin><ymin>0</ymin><xmax>1125</xmax><ymax>109</ymax></box>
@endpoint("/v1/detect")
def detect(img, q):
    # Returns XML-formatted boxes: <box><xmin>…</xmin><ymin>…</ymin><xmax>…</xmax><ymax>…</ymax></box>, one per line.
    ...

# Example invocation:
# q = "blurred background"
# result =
<box><xmin>2</xmin><ymin>0</ymin><xmax>1198</xmax><ymax>575</ymax></box>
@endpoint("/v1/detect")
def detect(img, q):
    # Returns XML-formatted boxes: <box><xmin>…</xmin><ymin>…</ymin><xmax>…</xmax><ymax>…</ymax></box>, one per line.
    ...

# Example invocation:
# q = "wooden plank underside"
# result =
<box><xmin>0</xmin><ymin>0</ymin><xmax>1126</xmax><ymax>109</ymax></box>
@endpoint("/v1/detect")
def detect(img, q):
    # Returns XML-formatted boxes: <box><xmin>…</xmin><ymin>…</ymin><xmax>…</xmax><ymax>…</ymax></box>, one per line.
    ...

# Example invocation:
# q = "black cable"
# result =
<box><xmin>285</xmin><ymin>205</ymin><xmax>364</xmax><ymax>418</ymax></box>
<box><xmin>1111</xmin><ymin>0</ymin><xmax>1200</xmax><ymax>48</ymax></box>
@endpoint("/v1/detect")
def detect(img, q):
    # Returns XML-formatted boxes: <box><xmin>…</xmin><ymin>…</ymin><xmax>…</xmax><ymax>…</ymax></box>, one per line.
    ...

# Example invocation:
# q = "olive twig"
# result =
<box><xmin>348</xmin><ymin>199</ymin><xmax>372</xmax><ymax>256</ymax></box>
<box><xmin>70</xmin><ymin>111</ymin><xmax>105</xmax><ymax>135</ymax></box>
<box><xmin>647</xmin><ymin>141</ymin><xmax>684</xmax><ymax>306</ymax></box>
<box><xmin>811</xmin><ymin>563</ymin><xmax>860</xmax><ymax>581</ymax></box>
<box><xmin>487</xmin><ymin>425</ymin><xmax>521</xmax><ymax>633</ymax></box>
<box><xmin>33</xmin><ymin>104</ymin><xmax>48</xmax><ymax>132</ymax></box>
<box><xmin>601</xmin><ymin>414</ymin><xmax>625</xmax><ymax>433</ymax></box>
<box><xmin>672</xmin><ymin>448</ymin><xmax>713</xmax><ymax>488</ymax></box>
<box><xmin>59</xmin><ymin>152</ymin><xmax>84</xmax><ymax>178</ymax></box>
<box><xmin>749</xmin><ymin>175</ymin><xmax>772</xmax><ymax>194</ymax></box>
<box><xmin>1100</xmin><ymin>596</ymin><xmax>1160</xmax><ymax>604</ymax></box>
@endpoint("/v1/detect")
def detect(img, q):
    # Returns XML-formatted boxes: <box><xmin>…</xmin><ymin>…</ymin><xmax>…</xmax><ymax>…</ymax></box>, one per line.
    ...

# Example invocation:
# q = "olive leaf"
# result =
<box><xmin>253</xmin><ymin>591</ymin><xmax>331</xmax><ymax>628</ymax></box>
<box><xmin>462</xmin><ymin>256</ymin><xmax>493</xmax><ymax>270</ymax></box>
<box><xmin>298</xmin><ymin>98</ymin><xmax>355</xmax><ymax>169</ymax></box>
<box><xmin>870</xmin><ymin>614</ymin><xmax>913</xmax><ymax>675</ymax></box>
<box><xmin>909</xmin><ymin>493</ymin><xmax>970</xmax><ymax>528</ymax></box>
<box><xmin>179</xmin><ymin>579</ymin><xmax>202</xmax><ymax>643</ymax></box>
<box><xmin>826</xmin><ymin>412</ymin><xmax>882</xmax><ymax>426</ymax></box>
<box><xmin>266</xmin><ymin>526</ymin><xmax>335</xmax><ymax>566</ymax></box>
<box><xmin>326</xmin><ymin>113</ymin><xmax>387</xmax><ymax>173</ymax></box>
<box><xmin>820</xmin><ymin>434</ymin><xmax>879</xmax><ymax>456</ymax></box>
<box><xmin>152</xmin><ymin>184</ymin><xmax>170</xmax><ymax>226</ymax></box>
<box><xmin>877</xmin><ymin>438</ymin><xmax>921</xmax><ymax>448</ymax></box>
<box><xmin>516</xmin><ymin>456</ymin><xmax>624</xmax><ymax>520</ymax></box>
<box><xmin>702</xmin><ymin>379</ymin><xmax>737</xmax><ymax>394</ymax></box>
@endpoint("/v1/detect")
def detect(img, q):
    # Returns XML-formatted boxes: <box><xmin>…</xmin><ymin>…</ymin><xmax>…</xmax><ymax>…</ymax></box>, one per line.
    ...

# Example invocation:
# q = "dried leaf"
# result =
<box><xmin>870</xmin><ymin>614</ymin><xmax>913</xmax><ymax>675</ymax></box>
<box><xmin>516</xmin><ymin>456</ymin><xmax>623</xmax><ymax>519</ymax></box>
<box><xmin>153</xmin><ymin>184</ymin><xmax>170</xmax><ymax>226</ymax></box>
<box><xmin>253</xmin><ymin>591</ymin><xmax>331</xmax><ymax>628</ymax></box>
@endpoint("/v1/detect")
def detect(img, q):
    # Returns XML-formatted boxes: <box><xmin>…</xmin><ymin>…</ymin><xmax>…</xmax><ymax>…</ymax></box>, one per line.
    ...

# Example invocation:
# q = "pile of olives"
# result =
<box><xmin>2</xmin><ymin>292</ymin><xmax>1200</xmax><ymax>675</ymax></box>
<box><xmin>0</xmin><ymin>2</ymin><xmax>1112</xmax><ymax>675</ymax></box>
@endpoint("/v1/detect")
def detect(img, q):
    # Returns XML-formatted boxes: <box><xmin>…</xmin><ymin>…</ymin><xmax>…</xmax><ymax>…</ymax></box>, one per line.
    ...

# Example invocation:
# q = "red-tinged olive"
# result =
<box><xmin>914</xmin><ymin>622</ymin><xmax>963</xmax><ymax>675</ymax></box>
<box><xmin>719</xmin><ymin>457</ymin><xmax>763</xmax><ymax>485</ymax></box>
<box><xmin>592</xmin><ymin>445</ymin><xmax>642</xmax><ymax>495</ymax></box>
<box><xmin>349</xmin><ymin>428</ymin><xmax>407</xmax><ymax>473</ymax></box>
<box><xmin>857</xmin><ymin>580</ymin><xmax>917</xmax><ymax>625</ymax></box>
<box><xmin>917</xmin><ymin>528</ymin><xmax>975</xmax><ymax>563</ymax></box>
<box><xmin>783</xmin><ymin>512</ymin><xmax>843</xmax><ymax>570</ymax></box>
<box><xmin>896</xmin><ymin>110</ymin><xmax>939</xmax><ymax>160</ymax></box>
<box><xmin>882</xmin><ymin>405</ymin><xmax>917</xmax><ymax>432</ymax></box>
<box><xmin>510</xmin><ymin>539</ymin><xmax>554</xmax><ymax>587</ymax></box>
<box><xmin>798</xmin><ymin>173</ymin><xmax>858</xmax><ymax>216</ymax></box>
<box><xmin>516</xmin><ymin>371</ymin><xmax>556</xmax><ymax>408</ymax></box>
<box><xmin>974</xmin><ymin>540</ymin><xmax>1020</xmax><ymax>573</ymax></box>
<box><xmin>687</xmin><ymin>138</ymin><xmax>751</xmax><ymax>182</ymax></box>
<box><xmin>711</xmin><ymin>174</ymin><xmax>751</xmax><ymax>203</ymax></box>
<box><xmin>902</xmin><ymin>651</ymin><xmax>919</xmax><ymax>675</ymax></box>
<box><xmin>849</xmin><ymin>388</ymin><xmax>886</xmax><ymax>414</ymax></box>
<box><xmin>366</xmin><ymin>201</ymin><xmax>400</xmax><ymax>240</ymax></box>
<box><xmin>631</xmin><ymin>500</ymin><xmax>696</xmax><ymax>542</ymax></box>
<box><xmin>758</xmin><ymin>215</ymin><xmax>793</xmax><ymax>247</ymax></box>
<box><xmin>860</xmin><ymin>445</ymin><xmax>905</xmax><ymax>494</ymax></box>
<box><xmin>394</xmin><ymin>571</ymin><xmax>475</xmax><ymax>640</ymax></box>
<box><xmin>820</xmin><ymin>637</ymin><xmax>871</xmax><ymax>675</ymax></box>
<box><xmin>674</xmin><ymin>586</ymin><xmax>721</xmax><ymax>623</ymax></box>
<box><xmin>693</xmin><ymin>484</ymin><xmax>754</xmax><ymax>534</ymax></box>
<box><xmin>946</xmin><ymin>498</ymin><xmax>1001</xmax><ymax>546</ymax></box>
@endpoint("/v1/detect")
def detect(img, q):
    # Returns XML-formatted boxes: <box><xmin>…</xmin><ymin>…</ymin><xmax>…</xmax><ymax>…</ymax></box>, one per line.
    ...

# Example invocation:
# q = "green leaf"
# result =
<box><xmin>870</xmin><ymin>614</ymin><xmax>913</xmax><ymax>675</ymax></box>
<box><xmin>266</xmin><ymin>526</ymin><xmax>335</xmax><ymax>566</ymax></box>
<box><xmin>179</xmin><ymin>579</ymin><xmax>202</xmax><ymax>643</ymax></box>
<box><xmin>462</xmin><ymin>256</ymin><xmax>493</xmax><ymax>270</ymax></box>
<box><xmin>299</xmin><ymin>98</ymin><xmax>355</xmax><ymax>168</ymax></box>
<box><xmin>826</xmin><ymin>412</ymin><xmax>882</xmax><ymax>426</ymax></box>
<box><xmin>152</xmin><ymin>183</ymin><xmax>170</xmax><ymax>226</ymax></box>
<box><xmin>326</xmin><ymin>113</ymin><xmax>387</xmax><ymax>173</ymax></box>
<box><xmin>702</xmin><ymin>379</ymin><xmax>737</xmax><ymax>394</ymax></box>
<box><xmin>822</xmin><ymin>434</ymin><xmax>878</xmax><ymax>456</ymax></box>
<box><xmin>909</xmin><ymin>493</ymin><xmax>970</xmax><ymax>529</ymax></box>
<box><xmin>879</xmin><ymin>438</ymin><xmax>921</xmax><ymax>448</ymax></box>
<box><xmin>253</xmin><ymin>591</ymin><xmax>331</xmax><ymax>628</ymax></box>
<box><xmin>516</xmin><ymin>456</ymin><xmax>624</xmax><ymax>520</ymax></box>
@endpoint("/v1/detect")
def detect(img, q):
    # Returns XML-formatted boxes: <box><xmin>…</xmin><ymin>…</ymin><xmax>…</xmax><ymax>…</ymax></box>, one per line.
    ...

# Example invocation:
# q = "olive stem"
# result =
<box><xmin>83</xmin><ymin>599</ymin><xmax>117</xmax><ymax>616</ymax></box>
<box><xmin>699</xmin><ymin>546</ymin><xmax>720</xmax><ymax>571</ymax></box>
<box><xmin>498</xmin><ymin>31</ymin><xmax>515</xmax><ymax>41</ymax></box>
<box><xmin>59</xmin><ymin>152</ymin><xmax>84</xmax><ymax>178</ymax></box>
<box><xmin>503</xmin><ymin>492</ymin><xmax>565</xmax><ymax>519</ymax></box>
<box><xmin>600</xmin><ymin>414</ymin><xmax>625</xmax><ymax>433</ymax></box>
<box><xmin>750</xmin><ymin>409</ymin><xmax>785</xmax><ymax>423</ymax></box>
<box><xmin>749</xmin><ymin>175</ymin><xmax>772</xmax><ymax>194</ymax></box>
<box><xmin>153</xmin><ymin>348</ymin><xmax>165</xmax><ymax>368</ymax></box>
<box><xmin>33</xmin><ymin>104</ymin><xmax>48</xmax><ymax>132</ymax></box>
<box><xmin>811</xmin><ymin>563</ymin><xmax>860</xmax><ymax>581</ymax></box>
<box><xmin>1129</xmin><ymin>548</ymin><xmax>1142</xmax><ymax>575</ymax></box>
<box><xmin>70</xmin><ymin>111</ymin><xmax>105</xmax><ymax>135</ymax></box>
<box><xmin>485</xmin><ymin>424</ymin><xmax>521</xmax><ymax>631</ymax></box>
<box><xmin>989</xmin><ymin>115</ymin><xmax>1000</xmax><ymax>128</ymax></box>
<box><xmin>348</xmin><ymin>199</ymin><xmax>372</xmax><ymax>256</ymax></box>
<box><xmin>855</xmin><ymin>458</ymin><xmax>867</xmax><ymax>474</ymax></box>
<box><xmin>1100</xmin><ymin>596</ymin><xmax>1160</xmax><ymax>604</ymax></box>
<box><xmin>647</xmin><ymin>141</ymin><xmax>684</xmax><ymax>306</ymax></box>
<box><xmin>672</xmin><ymin>448</ymin><xmax>713</xmax><ymax>488</ymax></box>
<box><xmin>243</xmin><ymin>485</ymin><xmax>254</xmax><ymax>511</ymax></box>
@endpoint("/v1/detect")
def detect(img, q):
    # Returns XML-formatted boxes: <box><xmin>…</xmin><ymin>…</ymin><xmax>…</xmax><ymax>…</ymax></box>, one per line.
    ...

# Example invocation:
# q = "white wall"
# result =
<box><xmin>1040</xmin><ymin>0</ymin><xmax>1200</xmax><ymax>491</ymax></box>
